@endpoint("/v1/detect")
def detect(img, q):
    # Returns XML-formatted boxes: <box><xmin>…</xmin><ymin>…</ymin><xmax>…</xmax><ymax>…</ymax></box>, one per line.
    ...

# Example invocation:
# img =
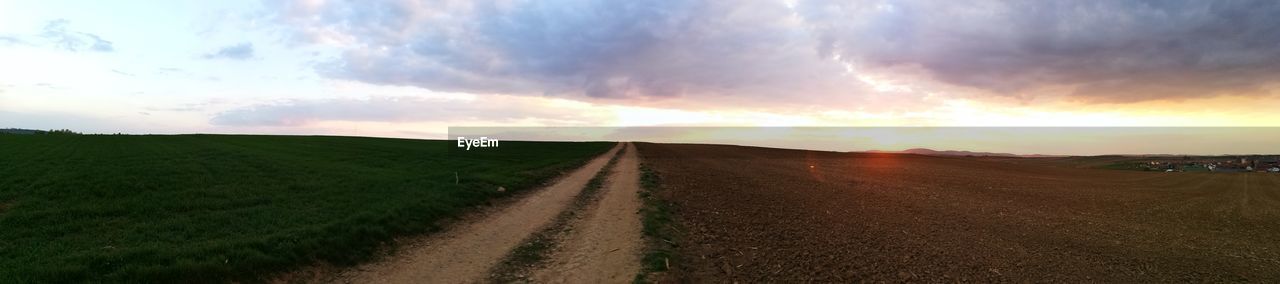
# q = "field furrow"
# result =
<box><xmin>637</xmin><ymin>143</ymin><xmax>1280</xmax><ymax>282</ymax></box>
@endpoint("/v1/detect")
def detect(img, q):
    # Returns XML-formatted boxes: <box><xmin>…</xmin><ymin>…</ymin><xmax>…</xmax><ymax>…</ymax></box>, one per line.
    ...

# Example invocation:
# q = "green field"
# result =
<box><xmin>0</xmin><ymin>134</ymin><xmax>612</xmax><ymax>282</ymax></box>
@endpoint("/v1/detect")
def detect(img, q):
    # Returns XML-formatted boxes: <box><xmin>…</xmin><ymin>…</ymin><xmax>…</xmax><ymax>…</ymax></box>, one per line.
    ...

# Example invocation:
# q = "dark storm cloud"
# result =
<box><xmin>270</xmin><ymin>0</ymin><xmax>864</xmax><ymax>102</ymax></box>
<box><xmin>795</xmin><ymin>0</ymin><xmax>1280</xmax><ymax>102</ymax></box>
<box><xmin>269</xmin><ymin>0</ymin><xmax>1280</xmax><ymax>104</ymax></box>
<box><xmin>204</xmin><ymin>42</ymin><xmax>255</xmax><ymax>60</ymax></box>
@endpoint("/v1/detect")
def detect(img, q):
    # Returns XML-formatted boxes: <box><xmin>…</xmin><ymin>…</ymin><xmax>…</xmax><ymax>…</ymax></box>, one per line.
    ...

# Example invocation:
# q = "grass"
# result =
<box><xmin>489</xmin><ymin>145</ymin><xmax>624</xmax><ymax>282</ymax></box>
<box><xmin>634</xmin><ymin>158</ymin><xmax>680</xmax><ymax>283</ymax></box>
<box><xmin>0</xmin><ymin>134</ymin><xmax>612</xmax><ymax>282</ymax></box>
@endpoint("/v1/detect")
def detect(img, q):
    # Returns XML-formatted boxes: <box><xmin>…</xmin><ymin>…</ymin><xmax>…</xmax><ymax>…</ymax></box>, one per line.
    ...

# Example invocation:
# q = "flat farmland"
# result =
<box><xmin>637</xmin><ymin>143</ymin><xmax>1280</xmax><ymax>282</ymax></box>
<box><xmin>0</xmin><ymin>135</ymin><xmax>611</xmax><ymax>282</ymax></box>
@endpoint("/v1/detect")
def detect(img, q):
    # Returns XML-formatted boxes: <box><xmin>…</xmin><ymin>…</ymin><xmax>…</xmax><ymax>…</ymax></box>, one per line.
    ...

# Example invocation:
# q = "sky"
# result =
<box><xmin>2</xmin><ymin>1</ymin><xmax>1279</xmax><ymax>153</ymax></box>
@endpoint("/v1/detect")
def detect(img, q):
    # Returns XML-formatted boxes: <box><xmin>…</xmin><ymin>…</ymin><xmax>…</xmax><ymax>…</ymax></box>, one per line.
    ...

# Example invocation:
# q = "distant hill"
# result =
<box><xmin>1</xmin><ymin>128</ymin><xmax>82</xmax><ymax>135</ymax></box>
<box><xmin>0</xmin><ymin>128</ymin><xmax>44</xmax><ymax>135</ymax></box>
<box><xmin>864</xmin><ymin>148</ymin><xmax>1063</xmax><ymax>157</ymax></box>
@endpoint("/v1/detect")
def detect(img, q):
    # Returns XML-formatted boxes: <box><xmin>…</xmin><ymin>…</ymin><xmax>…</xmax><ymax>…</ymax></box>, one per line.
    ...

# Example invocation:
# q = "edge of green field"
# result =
<box><xmin>0</xmin><ymin>134</ymin><xmax>613</xmax><ymax>282</ymax></box>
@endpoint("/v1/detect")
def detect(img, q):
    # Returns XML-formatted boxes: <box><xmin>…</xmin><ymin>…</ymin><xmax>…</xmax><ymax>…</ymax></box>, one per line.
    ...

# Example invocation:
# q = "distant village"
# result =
<box><xmin>1137</xmin><ymin>156</ymin><xmax>1280</xmax><ymax>173</ymax></box>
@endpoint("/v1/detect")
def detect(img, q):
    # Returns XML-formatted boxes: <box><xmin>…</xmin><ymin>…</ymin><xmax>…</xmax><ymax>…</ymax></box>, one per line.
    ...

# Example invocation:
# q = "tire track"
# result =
<box><xmin>531</xmin><ymin>142</ymin><xmax>644</xmax><ymax>283</ymax></box>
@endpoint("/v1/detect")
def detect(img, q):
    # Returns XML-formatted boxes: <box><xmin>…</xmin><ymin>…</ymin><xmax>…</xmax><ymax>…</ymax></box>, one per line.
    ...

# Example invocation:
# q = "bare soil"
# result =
<box><xmin>325</xmin><ymin>143</ymin><xmax>623</xmax><ymax>284</ymax></box>
<box><xmin>532</xmin><ymin>142</ymin><xmax>644</xmax><ymax>283</ymax></box>
<box><xmin>636</xmin><ymin>143</ymin><xmax>1280</xmax><ymax>282</ymax></box>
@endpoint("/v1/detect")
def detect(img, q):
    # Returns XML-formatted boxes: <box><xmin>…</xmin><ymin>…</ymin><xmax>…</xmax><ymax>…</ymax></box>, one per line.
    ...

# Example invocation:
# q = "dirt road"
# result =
<box><xmin>328</xmin><ymin>143</ymin><xmax>623</xmax><ymax>284</ymax></box>
<box><xmin>532</xmin><ymin>142</ymin><xmax>643</xmax><ymax>283</ymax></box>
<box><xmin>637</xmin><ymin>143</ymin><xmax>1280</xmax><ymax>282</ymax></box>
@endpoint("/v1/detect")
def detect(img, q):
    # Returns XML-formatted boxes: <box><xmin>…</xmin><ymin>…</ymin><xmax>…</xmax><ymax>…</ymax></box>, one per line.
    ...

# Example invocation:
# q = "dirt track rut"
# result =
<box><xmin>532</xmin><ymin>142</ymin><xmax>643</xmax><ymax>283</ymax></box>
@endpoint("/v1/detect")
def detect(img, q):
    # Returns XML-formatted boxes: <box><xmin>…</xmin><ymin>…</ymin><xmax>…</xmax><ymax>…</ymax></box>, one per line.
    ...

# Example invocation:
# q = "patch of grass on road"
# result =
<box><xmin>0</xmin><ymin>134</ymin><xmax>611</xmax><ymax>282</ymax></box>
<box><xmin>634</xmin><ymin>158</ymin><xmax>680</xmax><ymax>283</ymax></box>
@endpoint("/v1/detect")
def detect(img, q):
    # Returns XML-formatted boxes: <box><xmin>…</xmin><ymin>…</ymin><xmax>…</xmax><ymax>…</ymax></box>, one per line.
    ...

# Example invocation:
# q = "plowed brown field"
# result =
<box><xmin>637</xmin><ymin>143</ymin><xmax>1280</xmax><ymax>282</ymax></box>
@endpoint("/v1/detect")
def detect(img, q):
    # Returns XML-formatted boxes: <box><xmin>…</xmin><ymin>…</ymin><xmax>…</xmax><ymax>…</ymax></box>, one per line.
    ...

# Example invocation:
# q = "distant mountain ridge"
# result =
<box><xmin>863</xmin><ymin>148</ymin><xmax>1063</xmax><ymax>157</ymax></box>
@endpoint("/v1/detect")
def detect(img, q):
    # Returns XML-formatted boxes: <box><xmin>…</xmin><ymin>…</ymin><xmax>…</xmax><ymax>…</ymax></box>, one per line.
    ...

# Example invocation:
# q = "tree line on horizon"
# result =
<box><xmin>0</xmin><ymin>128</ymin><xmax>82</xmax><ymax>135</ymax></box>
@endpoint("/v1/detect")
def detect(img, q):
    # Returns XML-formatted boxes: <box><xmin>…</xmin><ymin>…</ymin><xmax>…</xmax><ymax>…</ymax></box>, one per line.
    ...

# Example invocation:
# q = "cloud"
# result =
<box><xmin>146</xmin><ymin>101</ymin><xmax>218</xmax><ymax>112</ymax></box>
<box><xmin>209</xmin><ymin>96</ymin><xmax>609</xmax><ymax>126</ymax></box>
<box><xmin>39</xmin><ymin>19</ymin><xmax>113</xmax><ymax>52</ymax></box>
<box><xmin>155</xmin><ymin>67</ymin><xmax>186</xmax><ymax>75</ymax></box>
<box><xmin>793</xmin><ymin>0</ymin><xmax>1280</xmax><ymax>102</ymax></box>
<box><xmin>267</xmin><ymin>0</ymin><xmax>871</xmax><ymax>105</ymax></box>
<box><xmin>33</xmin><ymin>83</ymin><xmax>64</xmax><ymax>90</ymax></box>
<box><xmin>0</xmin><ymin>36</ymin><xmax>22</xmax><ymax>45</ymax></box>
<box><xmin>203</xmin><ymin>42</ymin><xmax>255</xmax><ymax>60</ymax></box>
<box><xmin>266</xmin><ymin>0</ymin><xmax>1280</xmax><ymax>105</ymax></box>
